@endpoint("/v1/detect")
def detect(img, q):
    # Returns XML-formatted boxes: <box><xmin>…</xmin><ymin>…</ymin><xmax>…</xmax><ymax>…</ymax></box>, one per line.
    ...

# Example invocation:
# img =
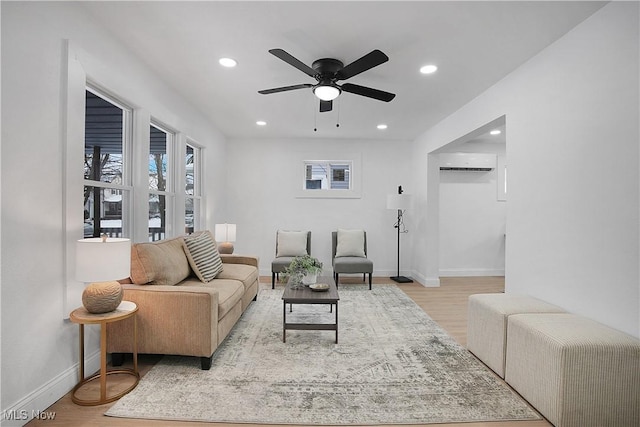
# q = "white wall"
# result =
<box><xmin>225</xmin><ymin>137</ymin><xmax>413</xmax><ymax>278</ymax></box>
<box><xmin>1</xmin><ymin>2</ymin><xmax>227</xmax><ymax>422</ymax></box>
<box><xmin>438</xmin><ymin>144</ymin><xmax>506</xmax><ymax>276</ymax></box>
<box><xmin>411</xmin><ymin>2</ymin><xmax>639</xmax><ymax>337</ymax></box>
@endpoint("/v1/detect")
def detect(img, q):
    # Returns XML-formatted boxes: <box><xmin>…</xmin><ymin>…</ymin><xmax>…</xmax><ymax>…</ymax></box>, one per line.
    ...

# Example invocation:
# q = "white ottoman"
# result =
<box><xmin>506</xmin><ymin>313</ymin><xmax>640</xmax><ymax>427</ymax></box>
<box><xmin>467</xmin><ymin>293</ymin><xmax>565</xmax><ymax>377</ymax></box>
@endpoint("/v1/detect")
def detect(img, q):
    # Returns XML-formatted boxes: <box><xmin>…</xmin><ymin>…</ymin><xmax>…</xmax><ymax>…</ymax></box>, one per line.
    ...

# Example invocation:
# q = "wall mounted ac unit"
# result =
<box><xmin>439</xmin><ymin>153</ymin><xmax>496</xmax><ymax>171</ymax></box>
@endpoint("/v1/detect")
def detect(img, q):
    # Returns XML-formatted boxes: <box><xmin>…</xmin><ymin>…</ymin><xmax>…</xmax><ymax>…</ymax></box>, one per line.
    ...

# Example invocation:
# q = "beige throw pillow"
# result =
<box><xmin>276</xmin><ymin>231</ymin><xmax>308</xmax><ymax>257</ymax></box>
<box><xmin>182</xmin><ymin>230</ymin><xmax>223</xmax><ymax>282</ymax></box>
<box><xmin>335</xmin><ymin>229</ymin><xmax>366</xmax><ymax>257</ymax></box>
<box><xmin>130</xmin><ymin>238</ymin><xmax>191</xmax><ymax>286</ymax></box>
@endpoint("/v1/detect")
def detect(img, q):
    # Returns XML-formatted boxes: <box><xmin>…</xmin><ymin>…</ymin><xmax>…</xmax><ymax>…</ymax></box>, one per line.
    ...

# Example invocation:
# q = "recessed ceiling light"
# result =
<box><xmin>256</xmin><ymin>120</ymin><xmax>267</xmax><ymax>126</ymax></box>
<box><xmin>377</xmin><ymin>124</ymin><xmax>388</xmax><ymax>130</ymax></box>
<box><xmin>219</xmin><ymin>57</ymin><xmax>237</xmax><ymax>68</ymax></box>
<box><xmin>490</xmin><ymin>129</ymin><xmax>502</xmax><ymax>135</ymax></box>
<box><xmin>420</xmin><ymin>64</ymin><xmax>438</xmax><ymax>74</ymax></box>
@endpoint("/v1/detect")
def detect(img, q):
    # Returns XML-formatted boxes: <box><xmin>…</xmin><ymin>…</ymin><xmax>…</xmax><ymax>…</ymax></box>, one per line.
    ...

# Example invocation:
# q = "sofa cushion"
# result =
<box><xmin>335</xmin><ymin>228</ymin><xmax>366</xmax><ymax>257</ymax></box>
<box><xmin>130</xmin><ymin>237</ymin><xmax>191</xmax><ymax>286</ymax></box>
<box><xmin>276</xmin><ymin>230</ymin><xmax>308</xmax><ymax>257</ymax></box>
<box><xmin>186</xmin><ymin>279</ymin><xmax>244</xmax><ymax>320</ymax></box>
<box><xmin>216</xmin><ymin>263</ymin><xmax>259</xmax><ymax>293</ymax></box>
<box><xmin>182</xmin><ymin>231</ymin><xmax>223</xmax><ymax>282</ymax></box>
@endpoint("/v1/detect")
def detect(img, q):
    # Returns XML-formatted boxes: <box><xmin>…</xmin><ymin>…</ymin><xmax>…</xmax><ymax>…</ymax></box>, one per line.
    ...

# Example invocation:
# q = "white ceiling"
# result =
<box><xmin>81</xmin><ymin>1</ymin><xmax>605</xmax><ymax>141</ymax></box>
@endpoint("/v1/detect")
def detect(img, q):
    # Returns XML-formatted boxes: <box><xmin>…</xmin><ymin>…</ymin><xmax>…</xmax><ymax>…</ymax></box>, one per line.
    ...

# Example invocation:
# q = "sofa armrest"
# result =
<box><xmin>220</xmin><ymin>254</ymin><xmax>259</xmax><ymax>268</ymax></box>
<box><xmin>106</xmin><ymin>284</ymin><xmax>219</xmax><ymax>358</ymax></box>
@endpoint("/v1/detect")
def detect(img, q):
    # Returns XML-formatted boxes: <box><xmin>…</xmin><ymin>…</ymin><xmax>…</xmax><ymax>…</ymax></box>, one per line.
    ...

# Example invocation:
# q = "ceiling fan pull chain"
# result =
<box><xmin>313</xmin><ymin>102</ymin><xmax>318</xmax><ymax>132</ymax></box>
<box><xmin>336</xmin><ymin>99</ymin><xmax>340</xmax><ymax>128</ymax></box>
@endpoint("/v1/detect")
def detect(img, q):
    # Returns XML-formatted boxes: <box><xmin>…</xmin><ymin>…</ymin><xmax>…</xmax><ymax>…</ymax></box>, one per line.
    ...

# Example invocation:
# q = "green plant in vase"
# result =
<box><xmin>285</xmin><ymin>254</ymin><xmax>323</xmax><ymax>287</ymax></box>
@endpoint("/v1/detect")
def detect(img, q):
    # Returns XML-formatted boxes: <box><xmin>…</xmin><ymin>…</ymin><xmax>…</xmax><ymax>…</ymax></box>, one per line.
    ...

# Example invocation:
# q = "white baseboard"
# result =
<box><xmin>410</xmin><ymin>271</ymin><xmax>440</xmax><ymax>287</ymax></box>
<box><xmin>1</xmin><ymin>350</ymin><xmax>101</xmax><ymax>427</ymax></box>
<box><xmin>439</xmin><ymin>268</ymin><xmax>505</xmax><ymax>277</ymax></box>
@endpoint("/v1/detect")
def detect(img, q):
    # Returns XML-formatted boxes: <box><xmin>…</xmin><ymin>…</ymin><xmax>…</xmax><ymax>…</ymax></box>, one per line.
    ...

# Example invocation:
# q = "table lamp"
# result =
<box><xmin>76</xmin><ymin>235</ymin><xmax>131</xmax><ymax>313</ymax></box>
<box><xmin>386</xmin><ymin>185</ymin><xmax>413</xmax><ymax>283</ymax></box>
<box><xmin>215</xmin><ymin>223</ymin><xmax>236</xmax><ymax>254</ymax></box>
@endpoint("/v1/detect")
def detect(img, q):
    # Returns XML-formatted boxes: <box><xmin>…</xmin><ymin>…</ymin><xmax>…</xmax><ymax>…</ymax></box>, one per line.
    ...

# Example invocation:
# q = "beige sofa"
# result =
<box><xmin>106</xmin><ymin>231</ymin><xmax>259</xmax><ymax>369</ymax></box>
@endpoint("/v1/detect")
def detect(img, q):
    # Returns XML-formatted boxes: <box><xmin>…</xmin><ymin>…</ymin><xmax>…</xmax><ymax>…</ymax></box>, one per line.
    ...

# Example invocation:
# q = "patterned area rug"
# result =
<box><xmin>107</xmin><ymin>284</ymin><xmax>540</xmax><ymax>424</ymax></box>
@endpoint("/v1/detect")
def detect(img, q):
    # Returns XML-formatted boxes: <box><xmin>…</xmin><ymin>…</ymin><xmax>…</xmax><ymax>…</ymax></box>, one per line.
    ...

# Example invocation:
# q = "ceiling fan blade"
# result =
<box><xmin>269</xmin><ymin>49</ymin><xmax>317</xmax><ymax>77</ymax></box>
<box><xmin>319</xmin><ymin>100</ymin><xmax>333</xmax><ymax>113</ymax></box>
<box><xmin>336</xmin><ymin>50</ymin><xmax>389</xmax><ymax>80</ymax></box>
<box><xmin>258</xmin><ymin>84</ymin><xmax>313</xmax><ymax>95</ymax></box>
<box><xmin>341</xmin><ymin>83</ymin><xmax>396</xmax><ymax>102</ymax></box>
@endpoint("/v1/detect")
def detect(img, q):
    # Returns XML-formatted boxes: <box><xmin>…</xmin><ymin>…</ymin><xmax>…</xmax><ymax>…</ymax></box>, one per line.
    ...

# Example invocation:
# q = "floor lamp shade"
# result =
<box><xmin>386</xmin><ymin>194</ymin><xmax>412</xmax><ymax>211</ymax></box>
<box><xmin>76</xmin><ymin>237</ymin><xmax>131</xmax><ymax>313</ymax></box>
<box><xmin>215</xmin><ymin>223</ymin><xmax>236</xmax><ymax>254</ymax></box>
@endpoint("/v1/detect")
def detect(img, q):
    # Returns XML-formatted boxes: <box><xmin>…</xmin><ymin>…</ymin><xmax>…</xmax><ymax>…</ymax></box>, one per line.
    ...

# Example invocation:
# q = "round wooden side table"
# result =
<box><xmin>69</xmin><ymin>300</ymin><xmax>139</xmax><ymax>406</ymax></box>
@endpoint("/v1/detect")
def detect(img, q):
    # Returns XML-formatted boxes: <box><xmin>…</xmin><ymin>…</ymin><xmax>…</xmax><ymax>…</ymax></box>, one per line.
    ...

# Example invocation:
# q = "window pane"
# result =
<box><xmin>330</xmin><ymin>164</ymin><xmax>350</xmax><ymax>189</ymax></box>
<box><xmin>149</xmin><ymin>193</ymin><xmax>165</xmax><ymax>241</ymax></box>
<box><xmin>149</xmin><ymin>125</ymin><xmax>168</xmax><ymax>191</ymax></box>
<box><xmin>185</xmin><ymin>197</ymin><xmax>194</xmax><ymax>234</ymax></box>
<box><xmin>84</xmin><ymin>91</ymin><xmax>123</xmax><ymax>183</ymax></box>
<box><xmin>186</xmin><ymin>145</ymin><xmax>194</xmax><ymax>195</ymax></box>
<box><xmin>185</xmin><ymin>143</ymin><xmax>199</xmax><ymax>235</ymax></box>
<box><xmin>305</xmin><ymin>163</ymin><xmax>328</xmax><ymax>190</ymax></box>
<box><xmin>83</xmin><ymin>186</ymin><xmax>123</xmax><ymax>238</ymax></box>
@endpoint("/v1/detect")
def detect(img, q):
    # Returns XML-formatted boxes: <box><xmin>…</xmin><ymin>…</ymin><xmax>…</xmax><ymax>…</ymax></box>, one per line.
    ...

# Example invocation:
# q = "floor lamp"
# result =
<box><xmin>387</xmin><ymin>186</ymin><xmax>413</xmax><ymax>283</ymax></box>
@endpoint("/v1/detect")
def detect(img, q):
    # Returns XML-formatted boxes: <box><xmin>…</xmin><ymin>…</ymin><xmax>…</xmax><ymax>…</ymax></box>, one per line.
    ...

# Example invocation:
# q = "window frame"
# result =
<box><xmin>83</xmin><ymin>84</ymin><xmax>134</xmax><ymax>238</ymax></box>
<box><xmin>184</xmin><ymin>140</ymin><xmax>203</xmax><ymax>234</ymax></box>
<box><xmin>296</xmin><ymin>153</ymin><xmax>362</xmax><ymax>199</ymax></box>
<box><xmin>148</xmin><ymin>120</ymin><xmax>176</xmax><ymax>241</ymax></box>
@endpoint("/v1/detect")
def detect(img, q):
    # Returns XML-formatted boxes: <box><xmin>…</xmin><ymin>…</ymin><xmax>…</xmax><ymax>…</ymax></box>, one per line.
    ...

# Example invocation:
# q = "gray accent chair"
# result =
<box><xmin>271</xmin><ymin>230</ymin><xmax>312</xmax><ymax>289</ymax></box>
<box><xmin>331</xmin><ymin>231</ymin><xmax>373</xmax><ymax>290</ymax></box>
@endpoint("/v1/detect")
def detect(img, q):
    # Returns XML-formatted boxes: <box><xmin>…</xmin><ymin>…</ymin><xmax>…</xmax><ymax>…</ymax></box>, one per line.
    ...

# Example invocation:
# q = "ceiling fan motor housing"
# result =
<box><xmin>312</xmin><ymin>58</ymin><xmax>344</xmax><ymax>80</ymax></box>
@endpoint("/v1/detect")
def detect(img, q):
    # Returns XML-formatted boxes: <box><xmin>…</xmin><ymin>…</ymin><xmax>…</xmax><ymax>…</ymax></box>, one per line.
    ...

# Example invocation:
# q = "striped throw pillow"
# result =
<box><xmin>182</xmin><ymin>231</ymin><xmax>223</xmax><ymax>282</ymax></box>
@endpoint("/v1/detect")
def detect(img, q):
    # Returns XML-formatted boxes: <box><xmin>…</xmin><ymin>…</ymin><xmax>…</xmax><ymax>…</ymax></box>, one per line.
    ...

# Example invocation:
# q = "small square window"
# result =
<box><xmin>304</xmin><ymin>161</ymin><xmax>351</xmax><ymax>191</ymax></box>
<box><xmin>296</xmin><ymin>154</ymin><xmax>361</xmax><ymax>199</ymax></box>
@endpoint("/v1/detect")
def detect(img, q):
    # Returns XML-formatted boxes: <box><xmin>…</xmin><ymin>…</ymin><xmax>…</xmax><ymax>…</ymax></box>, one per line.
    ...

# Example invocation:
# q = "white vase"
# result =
<box><xmin>302</xmin><ymin>272</ymin><xmax>317</xmax><ymax>285</ymax></box>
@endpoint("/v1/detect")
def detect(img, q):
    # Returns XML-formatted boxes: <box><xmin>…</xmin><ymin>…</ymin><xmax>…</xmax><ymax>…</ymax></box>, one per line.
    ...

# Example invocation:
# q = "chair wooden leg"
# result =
<box><xmin>369</xmin><ymin>273</ymin><xmax>372</xmax><ymax>290</ymax></box>
<box><xmin>335</xmin><ymin>273</ymin><xmax>339</xmax><ymax>287</ymax></box>
<box><xmin>272</xmin><ymin>272</ymin><xmax>275</xmax><ymax>289</ymax></box>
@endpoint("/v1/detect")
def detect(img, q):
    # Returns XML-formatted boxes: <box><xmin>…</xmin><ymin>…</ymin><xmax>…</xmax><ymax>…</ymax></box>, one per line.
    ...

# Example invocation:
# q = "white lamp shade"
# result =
<box><xmin>387</xmin><ymin>194</ymin><xmax>412</xmax><ymax>210</ymax></box>
<box><xmin>215</xmin><ymin>223</ymin><xmax>237</xmax><ymax>242</ymax></box>
<box><xmin>76</xmin><ymin>237</ymin><xmax>131</xmax><ymax>282</ymax></box>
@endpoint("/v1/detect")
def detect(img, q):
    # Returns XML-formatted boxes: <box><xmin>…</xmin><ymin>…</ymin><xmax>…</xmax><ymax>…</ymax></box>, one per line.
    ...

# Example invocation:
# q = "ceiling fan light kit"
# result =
<box><xmin>313</xmin><ymin>84</ymin><xmax>341</xmax><ymax>101</ymax></box>
<box><xmin>259</xmin><ymin>48</ymin><xmax>396</xmax><ymax>114</ymax></box>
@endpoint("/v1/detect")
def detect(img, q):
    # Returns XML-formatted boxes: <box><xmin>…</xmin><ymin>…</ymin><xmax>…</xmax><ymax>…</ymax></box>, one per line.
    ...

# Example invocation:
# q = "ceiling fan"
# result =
<box><xmin>258</xmin><ymin>48</ymin><xmax>396</xmax><ymax>112</ymax></box>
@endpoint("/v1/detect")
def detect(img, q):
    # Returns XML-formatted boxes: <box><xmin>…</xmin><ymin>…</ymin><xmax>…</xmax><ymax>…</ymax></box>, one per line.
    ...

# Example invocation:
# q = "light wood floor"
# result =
<box><xmin>28</xmin><ymin>276</ymin><xmax>550</xmax><ymax>427</ymax></box>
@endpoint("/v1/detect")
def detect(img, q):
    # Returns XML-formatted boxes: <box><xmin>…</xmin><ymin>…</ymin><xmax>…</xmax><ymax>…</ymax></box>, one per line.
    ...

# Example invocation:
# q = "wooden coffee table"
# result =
<box><xmin>282</xmin><ymin>276</ymin><xmax>339</xmax><ymax>343</ymax></box>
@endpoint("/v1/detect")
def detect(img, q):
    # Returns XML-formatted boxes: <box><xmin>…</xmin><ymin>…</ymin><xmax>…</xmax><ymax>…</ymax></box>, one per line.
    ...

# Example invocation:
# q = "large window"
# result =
<box><xmin>83</xmin><ymin>87</ymin><xmax>204</xmax><ymax>242</ymax></box>
<box><xmin>83</xmin><ymin>88</ymin><xmax>131</xmax><ymax>238</ymax></box>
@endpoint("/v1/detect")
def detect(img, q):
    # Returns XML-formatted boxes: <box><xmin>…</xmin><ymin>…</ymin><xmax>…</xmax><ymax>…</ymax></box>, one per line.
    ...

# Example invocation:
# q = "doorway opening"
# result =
<box><xmin>430</xmin><ymin>115</ymin><xmax>506</xmax><ymax>278</ymax></box>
